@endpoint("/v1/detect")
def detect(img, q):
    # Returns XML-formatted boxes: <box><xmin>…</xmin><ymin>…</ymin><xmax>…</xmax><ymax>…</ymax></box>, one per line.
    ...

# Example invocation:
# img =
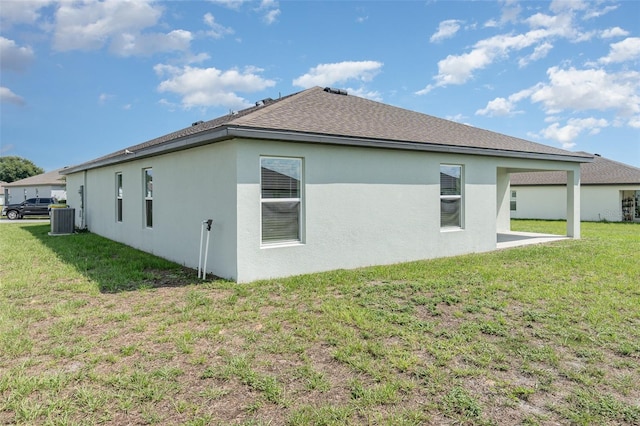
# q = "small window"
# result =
<box><xmin>440</xmin><ymin>165</ymin><xmax>463</xmax><ymax>228</ymax></box>
<box><xmin>510</xmin><ymin>190</ymin><xmax>517</xmax><ymax>211</ymax></box>
<box><xmin>143</xmin><ymin>168</ymin><xmax>153</xmax><ymax>228</ymax></box>
<box><xmin>116</xmin><ymin>173</ymin><xmax>123</xmax><ymax>222</ymax></box>
<box><xmin>261</xmin><ymin>157</ymin><xmax>302</xmax><ymax>244</ymax></box>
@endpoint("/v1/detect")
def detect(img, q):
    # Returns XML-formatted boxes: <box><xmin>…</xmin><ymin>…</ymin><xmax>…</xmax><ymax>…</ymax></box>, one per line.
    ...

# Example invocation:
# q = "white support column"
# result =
<box><xmin>566</xmin><ymin>169</ymin><xmax>580</xmax><ymax>238</ymax></box>
<box><xmin>496</xmin><ymin>168</ymin><xmax>511</xmax><ymax>233</ymax></box>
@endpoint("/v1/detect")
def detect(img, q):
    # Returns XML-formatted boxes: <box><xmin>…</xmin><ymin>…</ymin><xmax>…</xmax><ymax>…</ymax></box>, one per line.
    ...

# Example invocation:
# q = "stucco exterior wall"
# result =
<box><xmin>511</xmin><ymin>185</ymin><xmax>639</xmax><ymax>222</ymax></box>
<box><xmin>65</xmin><ymin>142</ymin><xmax>239</xmax><ymax>280</ymax></box>
<box><xmin>234</xmin><ymin>140</ymin><xmax>580</xmax><ymax>282</ymax></box>
<box><xmin>65</xmin><ymin>138</ymin><xmax>583</xmax><ymax>283</ymax></box>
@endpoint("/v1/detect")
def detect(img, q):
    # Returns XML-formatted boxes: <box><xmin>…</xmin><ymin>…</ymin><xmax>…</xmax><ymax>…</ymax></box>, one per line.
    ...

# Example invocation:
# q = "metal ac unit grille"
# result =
<box><xmin>50</xmin><ymin>208</ymin><xmax>75</xmax><ymax>235</ymax></box>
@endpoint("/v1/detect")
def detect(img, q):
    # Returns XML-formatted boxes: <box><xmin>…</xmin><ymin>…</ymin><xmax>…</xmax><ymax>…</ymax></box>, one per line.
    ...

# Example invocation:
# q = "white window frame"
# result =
<box><xmin>440</xmin><ymin>164</ymin><xmax>464</xmax><ymax>230</ymax></box>
<box><xmin>260</xmin><ymin>156</ymin><xmax>303</xmax><ymax>246</ymax></box>
<box><xmin>116</xmin><ymin>172</ymin><xmax>123</xmax><ymax>222</ymax></box>
<box><xmin>143</xmin><ymin>168</ymin><xmax>153</xmax><ymax>229</ymax></box>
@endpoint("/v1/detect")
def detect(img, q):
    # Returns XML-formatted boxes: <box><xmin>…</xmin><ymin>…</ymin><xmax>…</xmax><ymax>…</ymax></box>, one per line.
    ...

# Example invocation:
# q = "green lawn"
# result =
<box><xmin>1</xmin><ymin>221</ymin><xmax>639</xmax><ymax>425</ymax></box>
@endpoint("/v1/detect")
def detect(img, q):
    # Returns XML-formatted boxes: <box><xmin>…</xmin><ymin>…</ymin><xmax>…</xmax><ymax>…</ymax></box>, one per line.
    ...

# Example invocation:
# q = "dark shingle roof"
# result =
<box><xmin>64</xmin><ymin>87</ymin><xmax>592</xmax><ymax>173</ymax></box>
<box><xmin>511</xmin><ymin>153</ymin><xmax>640</xmax><ymax>186</ymax></box>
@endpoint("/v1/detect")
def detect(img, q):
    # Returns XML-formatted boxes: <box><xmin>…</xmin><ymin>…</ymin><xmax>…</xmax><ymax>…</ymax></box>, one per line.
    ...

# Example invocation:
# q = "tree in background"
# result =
<box><xmin>0</xmin><ymin>156</ymin><xmax>45</xmax><ymax>183</ymax></box>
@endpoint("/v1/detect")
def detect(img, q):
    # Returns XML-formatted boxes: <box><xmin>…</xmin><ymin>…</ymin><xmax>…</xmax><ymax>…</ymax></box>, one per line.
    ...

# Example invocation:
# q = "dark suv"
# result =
<box><xmin>2</xmin><ymin>197</ymin><xmax>57</xmax><ymax>220</ymax></box>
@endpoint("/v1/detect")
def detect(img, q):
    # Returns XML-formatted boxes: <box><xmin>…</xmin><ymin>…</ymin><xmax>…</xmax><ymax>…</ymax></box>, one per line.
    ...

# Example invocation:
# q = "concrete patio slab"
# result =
<box><xmin>497</xmin><ymin>231</ymin><xmax>569</xmax><ymax>249</ymax></box>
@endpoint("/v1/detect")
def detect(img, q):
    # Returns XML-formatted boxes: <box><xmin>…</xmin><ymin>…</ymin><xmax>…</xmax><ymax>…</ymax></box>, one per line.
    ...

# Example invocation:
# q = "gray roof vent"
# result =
<box><xmin>324</xmin><ymin>87</ymin><xmax>348</xmax><ymax>96</ymax></box>
<box><xmin>192</xmin><ymin>120</ymin><xmax>204</xmax><ymax>126</ymax></box>
<box><xmin>255</xmin><ymin>97</ymin><xmax>274</xmax><ymax>106</ymax></box>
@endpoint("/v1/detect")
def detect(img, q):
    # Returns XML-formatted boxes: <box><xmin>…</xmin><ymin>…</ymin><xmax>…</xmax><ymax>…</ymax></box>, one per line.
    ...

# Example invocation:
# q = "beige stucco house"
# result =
<box><xmin>61</xmin><ymin>87</ymin><xmax>592</xmax><ymax>282</ymax></box>
<box><xmin>511</xmin><ymin>154</ymin><xmax>640</xmax><ymax>222</ymax></box>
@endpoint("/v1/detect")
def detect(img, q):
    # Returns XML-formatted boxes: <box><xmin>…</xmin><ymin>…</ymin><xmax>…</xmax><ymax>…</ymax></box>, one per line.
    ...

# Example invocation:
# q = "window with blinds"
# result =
<box><xmin>144</xmin><ymin>168</ymin><xmax>153</xmax><ymax>228</ymax></box>
<box><xmin>440</xmin><ymin>164</ymin><xmax>463</xmax><ymax>228</ymax></box>
<box><xmin>116</xmin><ymin>172</ymin><xmax>123</xmax><ymax>222</ymax></box>
<box><xmin>260</xmin><ymin>157</ymin><xmax>302</xmax><ymax>244</ymax></box>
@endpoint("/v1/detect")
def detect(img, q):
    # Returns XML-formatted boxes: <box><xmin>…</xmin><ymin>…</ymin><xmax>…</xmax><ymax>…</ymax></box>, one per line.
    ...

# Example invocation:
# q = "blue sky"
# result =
<box><xmin>1</xmin><ymin>0</ymin><xmax>639</xmax><ymax>171</ymax></box>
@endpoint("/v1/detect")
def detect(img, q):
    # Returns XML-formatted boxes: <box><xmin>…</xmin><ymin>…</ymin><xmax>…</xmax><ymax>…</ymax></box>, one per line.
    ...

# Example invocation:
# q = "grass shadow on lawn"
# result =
<box><xmin>22</xmin><ymin>224</ymin><xmax>205</xmax><ymax>293</ymax></box>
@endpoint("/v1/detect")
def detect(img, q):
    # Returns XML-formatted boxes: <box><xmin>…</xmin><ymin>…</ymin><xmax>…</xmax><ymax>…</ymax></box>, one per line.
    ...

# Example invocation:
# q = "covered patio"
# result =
<box><xmin>496</xmin><ymin>164</ymin><xmax>584</xmax><ymax>240</ymax></box>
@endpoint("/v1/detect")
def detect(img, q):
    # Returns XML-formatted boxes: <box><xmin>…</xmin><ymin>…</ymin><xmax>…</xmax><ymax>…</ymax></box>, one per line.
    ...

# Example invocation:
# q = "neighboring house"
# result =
<box><xmin>3</xmin><ymin>168</ymin><xmax>68</xmax><ymax>205</ymax></box>
<box><xmin>0</xmin><ymin>182</ymin><xmax>6</xmax><ymax>206</ymax></box>
<box><xmin>61</xmin><ymin>87</ymin><xmax>591</xmax><ymax>283</ymax></box>
<box><xmin>510</xmin><ymin>153</ymin><xmax>640</xmax><ymax>222</ymax></box>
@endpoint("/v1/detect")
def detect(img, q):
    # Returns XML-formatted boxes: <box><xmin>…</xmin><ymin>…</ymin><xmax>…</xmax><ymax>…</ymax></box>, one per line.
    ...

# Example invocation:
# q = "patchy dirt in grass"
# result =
<box><xmin>2</xmin><ymin>268</ymin><xmax>639</xmax><ymax>426</ymax></box>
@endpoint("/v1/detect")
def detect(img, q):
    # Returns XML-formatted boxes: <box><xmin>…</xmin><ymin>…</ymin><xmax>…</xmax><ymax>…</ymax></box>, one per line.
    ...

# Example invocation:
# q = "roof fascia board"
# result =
<box><xmin>62</xmin><ymin>128</ymin><xmax>232</xmax><ymax>174</ymax></box>
<box><xmin>512</xmin><ymin>182</ymin><xmax>640</xmax><ymax>187</ymax></box>
<box><xmin>227</xmin><ymin>127</ymin><xmax>594</xmax><ymax>164</ymax></box>
<box><xmin>62</xmin><ymin>125</ymin><xmax>593</xmax><ymax>175</ymax></box>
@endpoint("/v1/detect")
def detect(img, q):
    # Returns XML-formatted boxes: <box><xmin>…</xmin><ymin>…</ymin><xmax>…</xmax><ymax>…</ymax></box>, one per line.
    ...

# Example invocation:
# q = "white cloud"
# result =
<box><xmin>0</xmin><ymin>37</ymin><xmax>35</xmax><ymax>72</ymax></box>
<box><xmin>110</xmin><ymin>30</ymin><xmax>193</xmax><ymax>57</ymax></box>
<box><xmin>0</xmin><ymin>0</ymin><xmax>53</xmax><ymax>26</ymax></box>
<box><xmin>53</xmin><ymin>0</ymin><xmax>160</xmax><ymax>51</ymax></box>
<box><xmin>536</xmin><ymin>117</ymin><xmax>609</xmax><ymax>149</ymax></box>
<box><xmin>0</xmin><ymin>86</ymin><xmax>26</xmax><ymax>106</ymax></box>
<box><xmin>263</xmin><ymin>8</ymin><xmax>281</xmax><ymax>25</ymax></box>
<box><xmin>518</xmin><ymin>42</ymin><xmax>553</xmax><ymax>67</ymax></box>
<box><xmin>498</xmin><ymin>0</ymin><xmax>522</xmax><ymax>25</ymax></box>
<box><xmin>208</xmin><ymin>0</ymin><xmax>248</xmax><ymax>10</ymax></box>
<box><xmin>345</xmin><ymin>87</ymin><xmax>382</xmax><ymax>102</ymax></box>
<box><xmin>600</xmin><ymin>27</ymin><xmax>629</xmax><ymax>39</ymax></box>
<box><xmin>530</xmin><ymin>67</ymin><xmax>640</xmax><ymax>116</ymax></box>
<box><xmin>549</xmin><ymin>0</ymin><xmax>588</xmax><ymax>14</ymax></box>
<box><xmin>476</xmin><ymin>87</ymin><xmax>533</xmax><ymax>117</ymax></box>
<box><xmin>203</xmin><ymin>13</ymin><xmax>234</xmax><ymax>39</ymax></box>
<box><xmin>184</xmin><ymin>52</ymin><xmax>211</xmax><ymax>64</ymax></box>
<box><xmin>598</xmin><ymin>37</ymin><xmax>640</xmax><ymax>64</ymax></box>
<box><xmin>98</xmin><ymin>93</ymin><xmax>114</xmax><ymax>105</ymax></box>
<box><xmin>476</xmin><ymin>97</ymin><xmax>517</xmax><ymax>117</ymax></box>
<box><xmin>417</xmin><ymin>29</ymin><xmax>555</xmax><ymax>94</ymax></box>
<box><xmin>430</xmin><ymin>20</ymin><xmax>462</xmax><ymax>43</ymax></box>
<box><xmin>525</xmin><ymin>11</ymin><xmax>583</xmax><ymax>40</ymax></box>
<box><xmin>484</xmin><ymin>19</ymin><xmax>498</xmax><ymax>29</ymax></box>
<box><xmin>209</xmin><ymin>0</ymin><xmax>279</xmax><ymax>25</ymax></box>
<box><xmin>479</xmin><ymin>65</ymin><xmax>639</xmax><ymax>150</ymax></box>
<box><xmin>417</xmin><ymin>2</ymin><xmax>606</xmax><ymax>94</ymax></box>
<box><xmin>445</xmin><ymin>113</ymin><xmax>467</xmax><ymax>123</ymax></box>
<box><xmin>256</xmin><ymin>0</ymin><xmax>280</xmax><ymax>25</ymax></box>
<box><xmin>582</xmin><ymin>4</ymin><xmax>618</xmax><ymax>20</ymax></box>
<box><xmin>628</xmin><ymin>116</ymin><xmax>640</xmax><ymax>129</ymax></box>
<box><xmin>154</xmin><ymin>64</ymin><xmax>276</xmax><ymax>109</ymax></box>
<box><xmin>293</xmin><ymin>61</ymin><xmax>383</xmax><ymax>88</ymax></box>
<box><xmin>51</xmin><ymin>0</ymin><xmax>191</xmax><ymax>56</ymax></box>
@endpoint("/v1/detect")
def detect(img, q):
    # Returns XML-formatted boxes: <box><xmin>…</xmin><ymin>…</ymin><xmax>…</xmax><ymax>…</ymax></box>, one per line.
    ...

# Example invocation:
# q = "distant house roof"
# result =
<box><xmin>511</xmin><ymin>153</ymin><xmax>640</xmax><ymax>186</ymax></box>
<box><xmin>4</xmin><ymin>168</ymin><xmax>68</xmax><ymax>187</ymax></box>
<box><xmin>63</xmin><ymin>86</ymin><xmax>592</xmax><ymax>174</ymax></box>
